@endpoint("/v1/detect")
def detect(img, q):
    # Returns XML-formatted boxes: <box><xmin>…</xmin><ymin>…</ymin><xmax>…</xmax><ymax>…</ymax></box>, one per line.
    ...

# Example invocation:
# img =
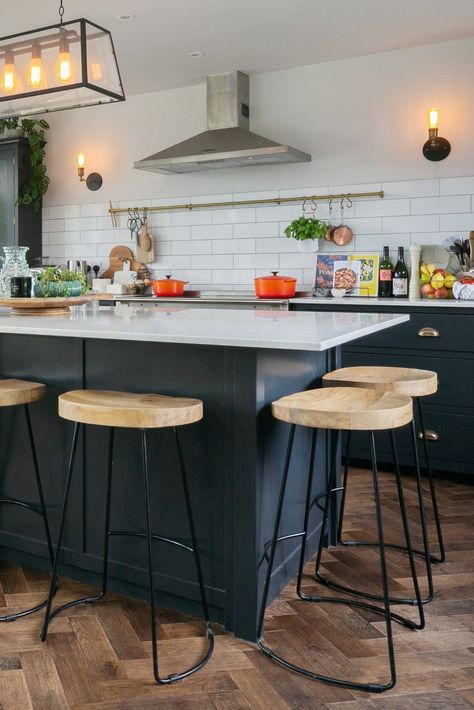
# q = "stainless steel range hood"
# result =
<box><xmin>133</xmin><ymin>71</ymin><xmax>311</xmax><ymax>174</ymax></box>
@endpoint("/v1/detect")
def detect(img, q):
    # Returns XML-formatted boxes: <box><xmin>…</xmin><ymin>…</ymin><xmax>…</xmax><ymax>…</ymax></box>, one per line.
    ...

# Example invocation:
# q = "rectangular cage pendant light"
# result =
<box><xmin>0</xmin><ymin>15</ymin><xmax>125</xmax><ymax>118</ymax></box>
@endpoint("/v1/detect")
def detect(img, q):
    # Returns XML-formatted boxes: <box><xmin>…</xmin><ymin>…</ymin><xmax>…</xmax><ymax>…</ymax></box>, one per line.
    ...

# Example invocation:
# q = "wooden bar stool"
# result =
<box><xmin>257</xmin><ymin>387</ymin><xmax>425</xmax><ymax>693</ymax></box>
<box><xmin>40</xmin><ymin>390</ymin><xmax>214</xmax><ymax>685</ymax></box>
<box><xmin>0</xmin><ymin>379</ymin><xmax>56</xmax><ymax>621</ymax></box>
<box><xmin>322</xmin><ymin>366</ymin><xmax>443</xmax><ymax>606</ymax></box>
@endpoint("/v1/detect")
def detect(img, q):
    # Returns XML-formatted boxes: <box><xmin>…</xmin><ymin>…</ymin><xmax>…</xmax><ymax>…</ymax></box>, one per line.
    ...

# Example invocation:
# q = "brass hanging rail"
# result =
<box><xmin>108</xmin><ymin>190</ymin><xmax>384</xmax><ymax>228</ymax></box>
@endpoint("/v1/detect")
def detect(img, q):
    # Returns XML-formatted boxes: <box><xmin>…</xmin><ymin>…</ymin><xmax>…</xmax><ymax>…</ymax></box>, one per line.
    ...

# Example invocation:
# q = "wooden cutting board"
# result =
<box><xmin>101</xmin><ymin>247</ymin><xmax>142</xmax><ymax>279</ymax></box>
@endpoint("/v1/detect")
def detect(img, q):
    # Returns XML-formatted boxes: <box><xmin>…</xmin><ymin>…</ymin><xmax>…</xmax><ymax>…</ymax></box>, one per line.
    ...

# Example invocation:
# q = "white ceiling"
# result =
<box><xmin>3</xmin><ymin>0</ymin><xmax>474</xmax><ymax>95</ymax></box>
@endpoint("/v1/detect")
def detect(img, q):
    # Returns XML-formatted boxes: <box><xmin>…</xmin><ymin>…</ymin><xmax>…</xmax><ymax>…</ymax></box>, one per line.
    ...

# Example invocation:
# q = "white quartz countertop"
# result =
<box><xmin>0</xmin><ymin>305</ymin><xmax>409</xmax><ymax>351</ymax></box>
<box><xmin>291</xmin><ymin>296</ymin><xmax>474</xmax><ymax>308</ymax></box>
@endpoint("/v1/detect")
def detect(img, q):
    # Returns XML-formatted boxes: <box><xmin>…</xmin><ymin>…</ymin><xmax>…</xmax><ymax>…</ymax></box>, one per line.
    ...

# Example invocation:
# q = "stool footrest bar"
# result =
<box><xmin>108</xmin><ymin>530</ymin><xmax>194</xmax><ymax>553</ymax></box>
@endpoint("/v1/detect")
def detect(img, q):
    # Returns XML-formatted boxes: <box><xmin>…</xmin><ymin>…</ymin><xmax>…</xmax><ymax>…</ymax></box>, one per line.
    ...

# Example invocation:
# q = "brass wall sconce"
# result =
<box><xmin>423</xmin><ymin>108</ymin><xmax>451</xmax><ymax>161</ymax></box>
<box><xmin>77</xmin><ymin>153</ymin><xmax>103</xmax><ymax>191</ymax></box>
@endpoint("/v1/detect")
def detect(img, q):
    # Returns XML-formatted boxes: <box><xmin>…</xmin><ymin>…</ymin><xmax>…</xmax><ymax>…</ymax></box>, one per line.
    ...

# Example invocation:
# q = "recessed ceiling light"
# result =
<box><xmin>187</xmin><ymin>51</ymin><xmax>204</xmax><ymax>58</ymax></box>
<box><xmin>116</xmin><ymin>12</ymin><xmax>136</xmax><ymax>21</ymax></box>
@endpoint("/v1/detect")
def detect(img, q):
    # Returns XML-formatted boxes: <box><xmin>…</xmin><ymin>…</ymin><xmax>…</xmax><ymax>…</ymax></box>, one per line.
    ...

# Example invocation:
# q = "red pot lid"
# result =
<box><xmin>154</xmin><ymin>274</ymin><xmax>188</xmax><ymax>285</ymax></box>
<box><xmin>255</xmin><ymin>271</ymin><xmax>297</xmax><ymax>282</ymax></box>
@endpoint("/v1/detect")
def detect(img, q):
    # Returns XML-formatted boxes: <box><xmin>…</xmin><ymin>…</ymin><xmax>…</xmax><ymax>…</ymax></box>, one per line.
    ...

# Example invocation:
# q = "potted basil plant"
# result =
<box><xmin>284</xmin><ymin>215</ymin><xmax>328</xmax><ymax>253</ymax></box>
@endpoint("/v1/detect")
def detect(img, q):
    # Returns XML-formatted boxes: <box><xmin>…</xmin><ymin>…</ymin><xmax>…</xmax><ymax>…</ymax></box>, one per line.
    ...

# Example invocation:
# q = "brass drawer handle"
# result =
<box><xmin>417</xmin><ymin>327</ymin><xmax>439</xmax><ymax>337</ymax></box>
<box><xmin>418</xmin><ymin>430</ymin><xmax>440</xmax><ymax>441</ymax></box>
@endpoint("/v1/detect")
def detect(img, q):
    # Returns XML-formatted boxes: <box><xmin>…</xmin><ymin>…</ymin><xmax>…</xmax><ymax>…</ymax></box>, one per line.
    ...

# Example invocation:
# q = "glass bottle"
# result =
<box><xmin>392</xmin><ymin>246</ymin><xmax>409</xmax><ymax>298</ymax></box>
<box><xmin>0</xmin><ymin>247</ymin><xmax>32</xmax><ymax>296</ymax></box>
<box><xmin>378</xmin><ymin>246</ymin><xmax>393</xmax><ymax>297</ymax></box>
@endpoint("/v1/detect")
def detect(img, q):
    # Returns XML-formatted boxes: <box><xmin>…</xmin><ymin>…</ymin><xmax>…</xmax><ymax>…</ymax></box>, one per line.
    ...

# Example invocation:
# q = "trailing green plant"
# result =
<box><xmin>0</xmin><ymin>117</ymin><xmax>50</xmax><ymax>210</ymax></box>
<box><xmin>284</xmin><ymin>216</ymin><xmax>328</xmax><ymax>241</ymax></box>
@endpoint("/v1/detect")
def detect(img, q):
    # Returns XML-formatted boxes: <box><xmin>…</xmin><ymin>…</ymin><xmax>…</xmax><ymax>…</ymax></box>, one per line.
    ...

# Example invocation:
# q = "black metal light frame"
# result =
<box><xmin>0</xmin><ymin>17</ymin><xmax>125</xmax><ymax>118</ymax></box>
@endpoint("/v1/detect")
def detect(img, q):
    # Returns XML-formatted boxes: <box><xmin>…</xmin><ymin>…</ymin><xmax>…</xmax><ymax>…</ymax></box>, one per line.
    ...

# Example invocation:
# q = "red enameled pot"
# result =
<box><xmin>152</xmin><ymin>275</ymin><xmax>189</xmax><ymax>297</ymax></box>
<box><xmin>254</xmin><ymin>271</ymin><xmax>297</xmax><ymax>299</ymax></box>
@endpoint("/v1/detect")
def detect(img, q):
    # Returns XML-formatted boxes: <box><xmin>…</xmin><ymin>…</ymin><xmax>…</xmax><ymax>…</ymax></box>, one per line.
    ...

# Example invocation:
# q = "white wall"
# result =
<box><xmin>41</xmin><ymin>37</ymin><xmax>474</xmax><ymax>287</ymax></box>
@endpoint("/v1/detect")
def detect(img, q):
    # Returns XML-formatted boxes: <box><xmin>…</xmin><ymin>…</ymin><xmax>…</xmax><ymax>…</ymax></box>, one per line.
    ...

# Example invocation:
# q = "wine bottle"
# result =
<box><xmin>392</xmin><ymin>246</ymin><xmax>409</xmax><ymax>298</ymax></box>
<box><xmin>378</xmin><ymin>246</ymin><xmax>393</xmax><ymax>297</ymax></box>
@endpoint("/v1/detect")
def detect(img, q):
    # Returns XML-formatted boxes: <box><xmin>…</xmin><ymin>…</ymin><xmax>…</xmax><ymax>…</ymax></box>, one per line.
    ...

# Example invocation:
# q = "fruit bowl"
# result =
<box><xmin>419</xmin><ymin>263</ymin><xmax>456</xmax><ymax>299</ymax></box>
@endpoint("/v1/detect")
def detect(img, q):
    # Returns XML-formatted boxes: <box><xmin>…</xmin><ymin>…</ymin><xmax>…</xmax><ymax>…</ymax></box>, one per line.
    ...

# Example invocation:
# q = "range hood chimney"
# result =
<box><xmin>133</xmin><ymin>71</ymin><xmax>311</xmax><ymax>174</ymax></box>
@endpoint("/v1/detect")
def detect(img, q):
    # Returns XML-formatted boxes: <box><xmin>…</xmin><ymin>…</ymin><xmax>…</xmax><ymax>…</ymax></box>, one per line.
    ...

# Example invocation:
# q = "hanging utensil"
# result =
<box><xmin>333</xmin><ymin>196</ymin><xmax>353</xmax><ymax>247</ymax></box>
<box><xmin>324</xmin><ymin>197</ymin><xmax>336</xmax><ymax>242</ymax></box>
<box><xmin>137</xmin><ymin>208</ymin><xmax>155</xmax><ymax>264</ymax></box>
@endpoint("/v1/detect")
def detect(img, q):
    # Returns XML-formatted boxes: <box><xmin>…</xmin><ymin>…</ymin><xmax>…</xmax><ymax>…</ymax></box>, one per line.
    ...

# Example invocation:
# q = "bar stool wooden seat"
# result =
<box><xmin>41</xmin><ymin>389</ymin><xmax>213</xmax><ymax>685</ymax></box>
<box><xmin>323</xmin><ymin>365</ymin><xmax>444</xmax><ymax>605</ymax></box>
<box><xmin>0</xmin><ymin>379</ymin><xmax>56</xmax><ymax>621</ymax></box>
<box><xmin>258</xmin><ymin>386</ymin><xmax>425</xmax><ymax>693</ymax></box>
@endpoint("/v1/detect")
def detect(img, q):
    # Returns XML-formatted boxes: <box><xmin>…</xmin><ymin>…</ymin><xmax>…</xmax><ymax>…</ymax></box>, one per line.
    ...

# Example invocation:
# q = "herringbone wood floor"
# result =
<box><xmin>0</xmin><ymin>468</ymin><xmax>472</xmax><ymax>709</ymax></box>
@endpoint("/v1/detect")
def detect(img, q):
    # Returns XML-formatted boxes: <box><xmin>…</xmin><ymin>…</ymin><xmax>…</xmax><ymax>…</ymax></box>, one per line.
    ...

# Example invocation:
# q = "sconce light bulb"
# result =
<box><xmin>428</xmin><ymin>108</ymin><xmax>439</xmax><ymax>130</ymax></box>
<box><xmin>77</xmin><ymin>153</ymin><xmax>86</xmax><ymax>169</ymax></box>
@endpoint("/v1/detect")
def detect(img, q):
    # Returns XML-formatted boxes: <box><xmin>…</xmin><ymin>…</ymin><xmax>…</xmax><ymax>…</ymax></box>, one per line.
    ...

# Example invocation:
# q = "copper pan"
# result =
<box><xmin>324</xmin><ymin>198</ymin><xmax>336</xmax><ymax>242</ymax></box>
<box><xmin>332</xmin><ymin>196</ymin><xmax>353</xmax><ymax>246</ymax></box>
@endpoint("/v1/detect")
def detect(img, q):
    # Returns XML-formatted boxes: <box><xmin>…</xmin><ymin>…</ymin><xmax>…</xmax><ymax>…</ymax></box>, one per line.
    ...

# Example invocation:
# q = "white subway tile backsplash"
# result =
<box><xmin>171</xmin><ymin>240</ymin><xmax>211</xmax><ymax>255</ymax></box>
<box><xmin>383</xmin><ymin>179</ymin><xmax>439</xmax><ymax>198</ymax></box>
<box><xmin>233</xmin><ymin>254</ymin><xmax>279</xmax><ymax>269</ymax></box>
<box><xmin>212</xmin><ymin>208</ymin><xmax>256</xmax><ymax>224</ymax></box>
<box><xmin>411</xmin><ymin>195</ymin><xmax>470</xmax><ymax>215</ymax></box>
<box><xmin>65</xmin><ymin>217</ymin><xmax>98</xmax><ymax>232</ymax></box>
<box><xmin>191</xmin><ymin>224</ymin><xmax>233</xmax><ymax>240</ymax></box>
<box><xmin>382</xmin><ymin>214</ymin><xmax>439</xmax><ymax>233</ymax></box>
<box><xmin>154</xmin><ymin>226</ymin><xmax>190</xmax><ymax>241</ymax></box>
<box><xmin>171</xmin><ymin>210</ymin><xmax>212</xmax><ymax>226</ymax></box>
<box><xmin>355</xmin><ymin>199</ymin><xmax>410</xmax><ymax>218</ymax></box>
<box><xmin>439</xmin><ymin>213</ymin><xmax>474</xmax><ymax>231</ymax></box>
<box><xmin>81</xmin><ymin>230</ymin><xmax>116</xmax><ymax>244</ymax></box>
<box><xmin>47</xmin><ymin>205</ymin><xmax>81</xmax><ymax>220</ymax></box>
<box><xmin>192</xmin><ymin>255</ymin><xmax>233</xmax><ymax>269</ymax></box>
<box><xmin>80</xmin><ymin>203</ymin><xmax>109</xmax><ymax>218</ymax></box>
<box><xmin>440</xmin><ymin>176</ymin><xmax>474</xmax><ymax>195</ymax></box>
<box><xmin>212</xmin><ymin>239</ymin><xmax>255</xmax><ymax>254</ymax></box>
<box><xmin>43</xmin><ymin>219</ymin><xmax>65</xmax><ymax>232</ymax></box>
<box><xmin>234</xmin><ymin>222</ymin><xmax>279</xmax><ymax>238</ymax></box>
<box><xmin>44</xmin><ymin>175</ymin><xmax>474</xmax><ymax>288</ymax></box>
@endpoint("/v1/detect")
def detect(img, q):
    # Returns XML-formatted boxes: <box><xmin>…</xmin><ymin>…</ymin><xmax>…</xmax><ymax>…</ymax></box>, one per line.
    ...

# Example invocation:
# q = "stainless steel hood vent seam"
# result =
<box><xmin>133</xmin><ymin>71</ymin><xmax>311</xmax><ymax>174</ymax></box>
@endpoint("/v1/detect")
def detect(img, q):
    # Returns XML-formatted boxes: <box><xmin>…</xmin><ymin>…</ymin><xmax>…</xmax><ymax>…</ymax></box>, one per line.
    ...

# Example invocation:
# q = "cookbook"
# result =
<box><xmin>314</xmin><ymin>253</ymin><xmax>379</xmax><ymax>297</ymax></box>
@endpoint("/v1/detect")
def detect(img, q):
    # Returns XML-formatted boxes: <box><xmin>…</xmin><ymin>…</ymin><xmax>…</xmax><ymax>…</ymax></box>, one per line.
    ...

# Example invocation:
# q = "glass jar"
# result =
<box><xmin>0</xmin><ymin>247</ymin><xmax>32</xmax><ymax>296</ymax></box>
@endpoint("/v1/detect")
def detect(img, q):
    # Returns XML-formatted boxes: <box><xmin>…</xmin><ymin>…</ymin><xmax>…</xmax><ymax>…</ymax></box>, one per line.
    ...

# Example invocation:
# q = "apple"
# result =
<box><xmin>419</xmin><ymin>273</ymin><xmax>431</xmax><ymax>284</ymax></box>
<box><xmin>421</xmin><ymin>283</ymin><xmax>435</xmax><ymax>297</ymax></box>
<box><xmin>434</xmin><ymin>287</ymin><xmax>448</xmax><ymax>299</ymax></box>
<box><xmin>434</xmin><ymin>268</ymin><xmax>446</xmax><ymax>276</ymax></box>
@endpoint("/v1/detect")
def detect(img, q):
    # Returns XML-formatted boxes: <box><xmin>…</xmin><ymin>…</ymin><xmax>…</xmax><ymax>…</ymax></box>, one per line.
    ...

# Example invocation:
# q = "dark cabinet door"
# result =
<box><xmin>0</xmin><ymin>144</ymin><xmax>16</xmax><ymax>251</ymax></box>
<box><xmin>0</xmin><ymin>139</ymin><xmax>42</xmax><ymax>262</ymax></box>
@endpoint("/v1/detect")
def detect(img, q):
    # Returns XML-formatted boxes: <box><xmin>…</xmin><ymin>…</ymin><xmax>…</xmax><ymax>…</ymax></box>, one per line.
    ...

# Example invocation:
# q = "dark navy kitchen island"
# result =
<box><xmin>0</xmin><ymin>305</ymin><xmax>408</xmax><ymax>641</ymax></box>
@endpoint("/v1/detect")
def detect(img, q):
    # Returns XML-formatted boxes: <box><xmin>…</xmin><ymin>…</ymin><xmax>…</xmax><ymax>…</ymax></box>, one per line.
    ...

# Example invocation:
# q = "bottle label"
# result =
<box><xmin>392</xmin><ymin>277</ymin><xmax>408</xmax><ymax>296</ymax></box>
<box><xmin>380</xmin><ymin>269</ymin><xmax>392</xmax><ymax>282</ymax></box>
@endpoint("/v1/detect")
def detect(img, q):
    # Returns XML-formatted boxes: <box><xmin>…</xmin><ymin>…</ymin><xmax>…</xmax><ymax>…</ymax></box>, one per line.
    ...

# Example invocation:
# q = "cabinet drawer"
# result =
<box><xmin>351</xmin><ymin>313</ymin><xmax>474</xmax><ymax>353</ymax></box>
<box><xmin>347</xmin><ymin>411</ymin><xmax>474</xmax><ymax>473</ymax></box>
<box><xmin>341</xmin><ymin>350</ymin><xmax>474</xmax><ymax>410</ymax></box>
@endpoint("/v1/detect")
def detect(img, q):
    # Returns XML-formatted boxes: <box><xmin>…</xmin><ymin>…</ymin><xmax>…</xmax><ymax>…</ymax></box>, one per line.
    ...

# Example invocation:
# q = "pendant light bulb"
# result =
<box><xmin>428</xmin><ymin>108</ymin><xmax>439</xmax><ymax>131</ymax></box>
<box><xmin>1</xmin><ymin>50</ymin><xmax>17</xmax><ymax>93</ymax></box>
<box><xmin>57</xmin><ymin>33</ymin><xmax>73</xmax><ymax>82</ymax></box>
<box><xmin>28</xmin><ymin>44</ymin><xmax>46</xmax><ymax>88</ymax></box>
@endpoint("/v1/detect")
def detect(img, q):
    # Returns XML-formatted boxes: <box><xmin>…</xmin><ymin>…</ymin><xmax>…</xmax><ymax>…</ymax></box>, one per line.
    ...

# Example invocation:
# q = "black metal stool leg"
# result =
<box><xmin>416</xmin><ymin>397</ymin><xmax>446</xmax><ymax>563</ymax></box>
<box><xmin>0</xmin><ymin>405</ymin><xmax>59</xmax><ymax>622</ymax></box>
<box><xmin>258</xmin><ymin>426</ymin><xmax>405</xmax><ymax>692</ymax></box>
<box><xmin>336</xmin><ymin>432</ymin><xmax>351</xmax><ymax>545</ymax></box>
<box><xmin>40</xmin><ymin>422</ymin><xmax>81</xmax><ymax>641</ymax></box>
<box><xmin>257</xmin><ymin>424</ymin><xmax>296</xmax><ymax>642</ymax></box>
<box><xmin>410</xmin><ymin>420</ymin><xmax>434</xmax><ymax>602</ymax></box>
<box><xmin>40</xmin><ymin>425</ymin><xmax>115</xmax><ymax>640</ymax></box>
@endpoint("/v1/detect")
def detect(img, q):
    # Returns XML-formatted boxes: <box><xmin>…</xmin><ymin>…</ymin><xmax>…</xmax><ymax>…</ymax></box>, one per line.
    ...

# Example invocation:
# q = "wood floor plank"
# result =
<box><xmin>20</xmin><ymin>649</ymin><xmax>69</xmax><ymax>710</ymax></box>
<box><xmin>0</xmin><ymin>669</ymin><xmax>33</xmax><ymax>709</ymax></box>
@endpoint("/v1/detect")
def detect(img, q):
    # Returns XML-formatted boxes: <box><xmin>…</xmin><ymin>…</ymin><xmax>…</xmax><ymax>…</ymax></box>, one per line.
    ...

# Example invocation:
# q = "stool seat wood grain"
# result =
<box><xmin>272</xmin><ymin>386</ymin><xmax>412</xmax><ymax>431</ymax></box>
<box><xmin>58</xmin><ymin>390</ymin><xmax>203</xmax><ymax>429</ymax></box>
<box><xmin>322</xmin><ymin>366</ymin><xmax>437</xmax><ymax>397</ymax></box>
<box><xmin>0</xmin><ymin>379</ymin><xmax>46</xmax><ymax>407</ymax></box>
